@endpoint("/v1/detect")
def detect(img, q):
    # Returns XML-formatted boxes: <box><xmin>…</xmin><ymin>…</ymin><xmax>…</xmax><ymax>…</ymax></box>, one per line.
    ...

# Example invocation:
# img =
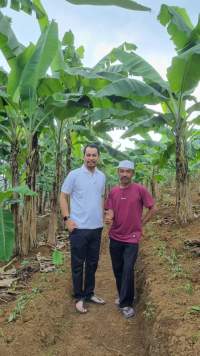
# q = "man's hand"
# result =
<box><xmin>65</xmin><ymin>219</ymin><xmax>77</xmax><ymax>232</ymax></box>
<box><xmin>141</xmin><ymin>228</ymin><xmax>145</xmax><ymax>238</ymax></box>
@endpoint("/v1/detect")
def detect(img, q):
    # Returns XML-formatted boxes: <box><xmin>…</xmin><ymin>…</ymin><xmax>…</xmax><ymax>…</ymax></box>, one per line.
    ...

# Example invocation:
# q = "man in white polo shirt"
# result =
<box><xmin>60</xmin><ymin>143</ymin><xmax>106</xmax><ymax>313</ymax></box>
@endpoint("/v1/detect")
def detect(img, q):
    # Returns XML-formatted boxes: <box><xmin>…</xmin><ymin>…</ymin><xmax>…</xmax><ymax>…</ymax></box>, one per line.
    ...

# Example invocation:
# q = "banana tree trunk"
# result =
<box><xmin>3</xmin><ymin>175</ymin><xmax>8</xmax><ymax>190</ymax></box>
<box><xmin>37</xmin><ymin>186</ymin><xmax>43</xmax><ymax>215</ymax></box>
<box><xmin>65</xmin><ymin>130</ymin><xmax>72</xmax><ymax>219</ymax></box>
<box><xmin>144</xmin><ymin>178</ymin><xmax>151</xmax><ymax>193</ymax></box>
<box><xmin>20</xmin><ymin>133</ymin><xmax>39</xmax><ymax>255</ymax></box>
<box><xmin>42</xmin><ymin>191</ymin><xmax>48</xmax><ymax>213</ymax></box>
<box><xmin>48</xmin><ymin>182</ymin><xmax>58</xmax><ymax>245</ymax></box>
<box><xmin>175</xmin><ymin>123</ymin><xmax>193</xmax><ymax>224</ymax></box>
<box><xmin>48</xmin><ymin>124</ymin><xmax>63</xmax><ymax>245</ymax></box>
<box><xmin>11</xmin><ymin>139</ymin><xmax>20</xmax><ymax>254</ymax></box>
<box><xmin>48</xmin><ymin>152</ymin><xmax>62</xmax><ymax>244</ymax></box>
<box><xmin>150</xmin><ymin>167</ymin><xmax>157</xmax><ymax>199</ymax></box>
<box><xmin>66</xmin><ymin>130</ymin><xmax>72</xmax><ymax>175</ymax></box>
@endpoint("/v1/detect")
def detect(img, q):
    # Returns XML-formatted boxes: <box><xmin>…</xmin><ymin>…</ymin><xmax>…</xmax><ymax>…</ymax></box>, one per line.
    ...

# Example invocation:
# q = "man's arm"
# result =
<box><xmin>104</xmin><ymin>188</ymin><xmax>114</xmax><ymax>226</ymax></box>
<box><xmin>60</xmin><ymin>191</ymin><xmax>70</xmax><ymax>217</ymax></box>
<box><xmin>60</xmin><ymin>192</ymin><xmax>77</xmax><ymax>232</ymax></box>
<box><xmin>142</xmin><ymin>205</ymin><xmax>157</xmax><ymax>226</ymax></box>
<box><xmin>104</xmin><ymin>209</ymin><xmax>114</xmax><ymax>225</ymax></box>
<box><xmin>102</xmin><ymin>196</ymin><xmax>106</xmax><ymax>222</ymax></box>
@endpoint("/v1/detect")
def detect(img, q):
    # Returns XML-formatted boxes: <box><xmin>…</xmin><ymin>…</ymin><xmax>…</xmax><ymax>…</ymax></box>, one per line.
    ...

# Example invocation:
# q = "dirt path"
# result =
<box><xmin>0</xmin><ymin>244</ymin><xmax>146</xmax><ymax>356</ymax></box>
<box><xmin>1</xmin><ymin>195</ymin><xmax>200</xmax><ymax>356</ymax></box>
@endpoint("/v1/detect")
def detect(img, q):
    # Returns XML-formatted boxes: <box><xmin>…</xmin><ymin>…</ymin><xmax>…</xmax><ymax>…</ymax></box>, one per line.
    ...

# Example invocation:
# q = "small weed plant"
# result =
<box><xmin>190</xmin><ymin>305</ymin><xmax>200</xmax><ymax>314</ymax></box>
<box><xmin>184</xmin><ymin>282</ymin><xmax>193</xmax><ymax>295</ymax></box>
<box><xmin>154</xmin><ymin>244</ymin><xmax>185</xmax><ymax>278</ymax></box>
<box><xmin>143</xmin><ymin>301</ymin><xmax>156</xmax><ymax>321</ymax></box>
<box><xmin>8</xmin><ymin>288</ymin><xmax>40</xmax><ymax>322</ymax></box>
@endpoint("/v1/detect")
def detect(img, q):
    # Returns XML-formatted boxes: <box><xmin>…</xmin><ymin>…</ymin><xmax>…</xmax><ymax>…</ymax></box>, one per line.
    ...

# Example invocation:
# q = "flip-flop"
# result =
<box><xmin>75</xmin><ymin>300</ymin><xmax>88</xmax><ymax>314</ymax></box>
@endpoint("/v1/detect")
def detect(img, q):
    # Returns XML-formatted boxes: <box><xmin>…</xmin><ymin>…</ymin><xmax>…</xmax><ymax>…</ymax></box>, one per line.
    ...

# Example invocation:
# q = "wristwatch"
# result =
<box><xmin>63</xmin><ymin>215</ymin><xmax>70</xmax><ymax>222</ymax></box>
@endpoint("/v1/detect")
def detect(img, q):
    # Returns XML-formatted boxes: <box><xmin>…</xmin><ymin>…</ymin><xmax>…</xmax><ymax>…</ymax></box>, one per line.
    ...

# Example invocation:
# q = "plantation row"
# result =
<box><xmin>0</xmin><ymin>0</ymin><xmax>200</xmax><ymax>260</ymax></box>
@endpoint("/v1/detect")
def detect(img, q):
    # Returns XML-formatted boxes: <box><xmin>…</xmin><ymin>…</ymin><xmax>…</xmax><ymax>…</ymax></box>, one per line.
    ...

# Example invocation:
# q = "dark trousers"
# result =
<box><xmin>109</xmin><ymin>238</ymin><xmax>139</xmax><ymax>308</ymax></box>
<box><xmin>70</xmin><ymin>228</ymin><xmax>102</xmax><ymax>300</ymax></box>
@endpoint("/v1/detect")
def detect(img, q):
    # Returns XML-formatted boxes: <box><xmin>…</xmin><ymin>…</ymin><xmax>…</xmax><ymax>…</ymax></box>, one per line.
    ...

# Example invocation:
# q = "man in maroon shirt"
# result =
<box><xmin>105</xmin><ymin>160</ymin><xmax>156</xmax><ymax>319</ymax></box>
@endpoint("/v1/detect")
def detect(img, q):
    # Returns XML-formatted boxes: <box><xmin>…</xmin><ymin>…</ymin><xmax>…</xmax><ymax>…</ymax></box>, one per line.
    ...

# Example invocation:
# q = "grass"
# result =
<box><xmin>143</xmin><ymin>301</ymin><xmax>156</xmax><ymax>321</ymax></box>
<box><xmin>21</xmin><ymin>258</ymin><xmax>31</xmax><ymax>266</ymax></box>
<box><xmin>0</xmin><ymin>328</ymin><xmax>4</xmax><ymax>338</ymax></box>
<box><xmin>154</xmin><ymin>243</ymin><xmax>186</xmax><ymax>279</ymax></box>
<box><xmin>168</xmin><ymin>282</ymin><xmax>194</xmax><ymax>297</ymax></box>
<box><xmin>0</xmin><ymin>308</ymin><xmax>4</xmax><ymax>317</ymax></box>
<box><xmin>184</xmin><ymin>282</ymin><xmax>194</xmax><ymax>295</ymax></box>
<box><xmin>7</xmin><ymin>288</ymin><xmax>40</xmax><ymax>323</ymax></box>
<box><xmin>189</xmin><ymin>305</ymin><xmax>200</xmax><ymax>314</ymax></box>
<box><xmin>191</xmin><ymin>331</ymin><xmax>200</xmax><ymax>344</ymax></box>
<box><xmin>154</xmin><ymin>241</ymin><xmax>167</xmax><ymax>257</ymax></box>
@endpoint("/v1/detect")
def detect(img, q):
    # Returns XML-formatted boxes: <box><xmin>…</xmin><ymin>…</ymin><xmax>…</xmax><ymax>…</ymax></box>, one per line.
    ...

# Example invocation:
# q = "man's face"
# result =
<box><xmin>84</xmin><ymin>147</ymin><xmax>99</xmax><ymax>170</ymax></box>
<box><xmin>118</xmin><ymin>168</ymin><xmax>133</xmax><ymax>186</ymax></box>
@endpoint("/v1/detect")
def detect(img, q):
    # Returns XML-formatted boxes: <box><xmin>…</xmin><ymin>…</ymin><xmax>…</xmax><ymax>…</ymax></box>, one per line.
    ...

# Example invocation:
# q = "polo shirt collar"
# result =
<box><xmin>81</xmin><ymin>164</ymin><xmax>98</xmax><ymax>174</ymax></box>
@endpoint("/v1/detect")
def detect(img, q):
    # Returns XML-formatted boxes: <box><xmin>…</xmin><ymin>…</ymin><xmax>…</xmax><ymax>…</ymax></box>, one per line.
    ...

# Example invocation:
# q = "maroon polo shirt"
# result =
<box><xmin>105</xmin><ymin>183</ymin><xmax>154</xmax><ymax>244</ymax></box>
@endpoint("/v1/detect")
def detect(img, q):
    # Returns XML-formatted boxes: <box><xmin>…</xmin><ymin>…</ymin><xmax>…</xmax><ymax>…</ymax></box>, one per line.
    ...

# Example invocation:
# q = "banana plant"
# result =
<box><xmin>0</xmin><ymin>0</ymin><xmax>153</xmax><ymax>257</ymax></box>
<box><xmin>89</xmin><ymin>5</ymin><xmax>200</xmax><ymax>224</ymax></box>
<box><xmin>0</xmin><ymin>0</ymin><xmax>48</xmax><ymax>29</ymax></box>
<box><xmin>126</xmin><ymin>133</ymin><xmax>176</xmax><ymax>197</ymax></box>
<box><xmin>0</xmin><ymin>11</ymin><xmax>124</xmax><ymax>252</ymax></box>
<box><xmin>0</xmin><ymin>207</ymin><xmax>14</xmax><ymax>262</ymax></box>
<box><xmin>0</xmin><ymin>0</ymin><xmax>151</xmax><ymax>13</ymax></box>
<box><xmin>157</xmin><ymin>5</ymin><xmax>200</xmax><ymax>224</ymax></box>
<box><xmin>0</xmin><ymin>185</ymin><xmax>36</xmax><ymax>261</ymax></box>
<box><xmin>0</xmin><ymin>12</ymin><xmax>59</xmax><ymax>254</ymax></box>
<box><xmin>65</xmin><ymin>0</ymin><xmax>151</xmax><ymax>11</ymax></box>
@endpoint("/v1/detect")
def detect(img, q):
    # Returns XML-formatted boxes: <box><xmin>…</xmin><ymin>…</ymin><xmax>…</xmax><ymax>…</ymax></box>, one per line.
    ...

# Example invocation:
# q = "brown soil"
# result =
<box><xmin>0</xmin><ymin>242</ymin><xmax>146</xmax><ymax>356</ymax></box>
<box><xmin>0</xmin><ymin>189</ymin><xmax>200</xmax><ymax>356</ymax></box>
<box><xmin>140</xmin><ymin>188</ymin><xmax>200</xmax><ymax>356</ymax></box>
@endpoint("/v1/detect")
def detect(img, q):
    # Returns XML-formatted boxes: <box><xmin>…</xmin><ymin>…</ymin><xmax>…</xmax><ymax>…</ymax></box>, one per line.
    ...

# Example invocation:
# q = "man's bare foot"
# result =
<box><xmin>88</xmin><ymin>295</ymin><xmax>105</xmax><ymax>304</ymax></box>
<box><xmin>75</xmin><ymin>300</ymin><xmax>88</xmax><ymax>314</ymax></box>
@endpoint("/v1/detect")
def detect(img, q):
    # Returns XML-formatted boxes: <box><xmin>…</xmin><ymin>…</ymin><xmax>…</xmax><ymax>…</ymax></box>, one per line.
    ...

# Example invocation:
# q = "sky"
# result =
<box><xmin>1</xmin><ymin>0</ymin><xmax>200</xmax><ymax>149</ymax></box>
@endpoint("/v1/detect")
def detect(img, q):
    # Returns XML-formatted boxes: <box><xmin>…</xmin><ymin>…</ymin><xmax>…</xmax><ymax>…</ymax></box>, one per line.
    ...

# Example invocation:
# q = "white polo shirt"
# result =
<box><xmin>61</xmin><ymin>165</ymin><xmax>105</xmax><ymax>229</ymax></box>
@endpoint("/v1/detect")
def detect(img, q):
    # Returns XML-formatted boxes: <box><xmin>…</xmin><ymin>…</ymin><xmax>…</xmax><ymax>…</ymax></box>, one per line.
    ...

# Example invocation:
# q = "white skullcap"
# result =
<box><xmin>118</xmin><ymin>160</ymin><xmax>134</xmax><ymax>169</ymax></box>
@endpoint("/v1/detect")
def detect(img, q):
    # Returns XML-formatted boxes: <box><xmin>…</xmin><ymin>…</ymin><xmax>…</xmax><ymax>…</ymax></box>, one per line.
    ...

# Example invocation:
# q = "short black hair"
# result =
<box><xmin>83</xmin><ymin>143</ymin><xmax>100</xmax><ymax>155</ymax></box>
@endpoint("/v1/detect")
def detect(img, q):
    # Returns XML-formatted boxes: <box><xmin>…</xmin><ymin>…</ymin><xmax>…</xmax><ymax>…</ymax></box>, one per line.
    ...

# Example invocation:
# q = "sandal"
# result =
<box><xmin>120</xmin><ymin>306</ymin><xmax>135</xmax><ymax>319</ymax></box>
<box><xmin>75</xmin><ymin>299</ymin><xmax>88</xmax><ymax>314</ymax></box>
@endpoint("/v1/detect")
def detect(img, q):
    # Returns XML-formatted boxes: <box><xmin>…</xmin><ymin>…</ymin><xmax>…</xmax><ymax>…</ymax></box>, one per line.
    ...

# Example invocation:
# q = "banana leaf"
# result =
<box><xmin>65</xmin><ymin>0</ymin><xmax>150</xmax><ymax>11</ymax></box>
<box><xmin>0</xmin><ymin>208</ymin><xmax>15</xmax><ymax>262</ymax></box>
